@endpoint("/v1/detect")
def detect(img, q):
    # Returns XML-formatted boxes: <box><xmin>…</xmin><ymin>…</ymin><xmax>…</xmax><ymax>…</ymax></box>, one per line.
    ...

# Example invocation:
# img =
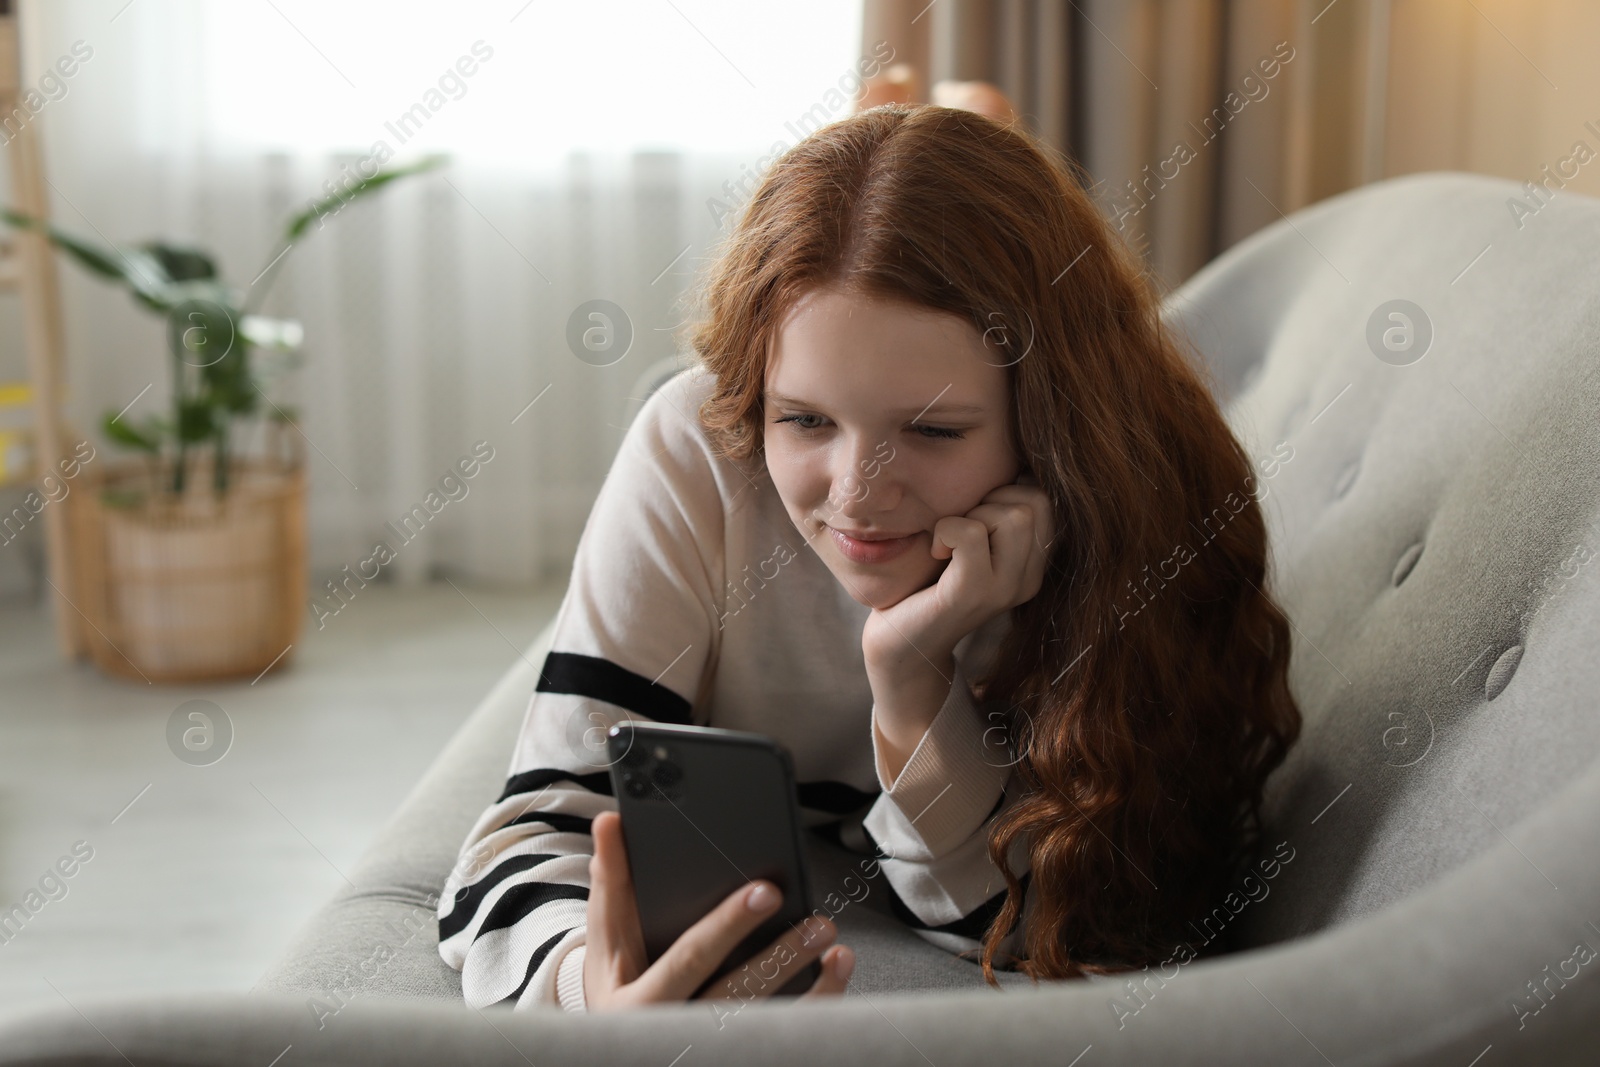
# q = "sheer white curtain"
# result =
<box><xmin>16</xmin><ymin>0</ymin><xmax>863</xmax><ymax>585</ymax></box>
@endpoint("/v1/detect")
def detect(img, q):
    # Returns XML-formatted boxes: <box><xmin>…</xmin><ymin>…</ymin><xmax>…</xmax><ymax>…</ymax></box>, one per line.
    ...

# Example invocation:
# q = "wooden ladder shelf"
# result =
<box><xmin>0</xmin><ymin>0</ymin><xmax>87</xmax><ymax>659</ymax></box>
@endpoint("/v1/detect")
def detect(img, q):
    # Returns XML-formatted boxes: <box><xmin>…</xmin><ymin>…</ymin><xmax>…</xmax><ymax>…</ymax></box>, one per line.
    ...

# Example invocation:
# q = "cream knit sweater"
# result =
<box><xmin>437</xmin><ymin>366</ymin><xmax>1032</xmax><ymax>1011</ymax></box>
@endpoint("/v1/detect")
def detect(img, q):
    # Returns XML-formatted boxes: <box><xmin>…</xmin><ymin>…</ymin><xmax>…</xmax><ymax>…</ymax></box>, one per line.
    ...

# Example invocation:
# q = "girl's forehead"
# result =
<box><xmin>770</xmin><ymin>296</ymin><xmax>997</xmax><ymax>373</ymax></box>
<box><xmin>769</xmin><ymin>288</ymin><xmax>980</xmax><ymax>358</ymax></box>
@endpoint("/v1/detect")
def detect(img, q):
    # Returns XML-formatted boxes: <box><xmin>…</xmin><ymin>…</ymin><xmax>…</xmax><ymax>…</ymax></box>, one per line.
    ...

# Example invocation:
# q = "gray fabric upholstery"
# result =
<box><xmin>3</xmin><ymin>171</ymin><xmax>1596</xmax><ymax>1064</ymax></box>
<box><xmin>1</xmin><ymin>770</ymin><xmax>1596</xmax><ymax>1065</ymax></box>
<box><xmin>1165</xmin><ymin>170</ymin><xmax>1600</xmax><ymax>952</ymax></box>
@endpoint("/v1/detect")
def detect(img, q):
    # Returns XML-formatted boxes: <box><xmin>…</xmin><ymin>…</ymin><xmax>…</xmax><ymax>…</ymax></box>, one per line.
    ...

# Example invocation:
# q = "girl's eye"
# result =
<box><xmin>773</xmin><ymin>414</ymin><xmax>964</xmax><ymax>440</ymax></box>
<box><xmin>774</xmin><ymin>413</ymin><xmax>826</xmax><ymax>431</ymax></box>
<box><xmin>912</xmin><ymin>424</ymin><xmax>965</xmax><ymax>440</ymax></box>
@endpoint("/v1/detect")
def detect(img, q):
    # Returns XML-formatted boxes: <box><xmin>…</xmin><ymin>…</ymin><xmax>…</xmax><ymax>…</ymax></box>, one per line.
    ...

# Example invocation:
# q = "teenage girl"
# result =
<box><xmin>437</xmin><ymin>103</ymin><xmax>1302</xmax><ymax>1013</ymax></box>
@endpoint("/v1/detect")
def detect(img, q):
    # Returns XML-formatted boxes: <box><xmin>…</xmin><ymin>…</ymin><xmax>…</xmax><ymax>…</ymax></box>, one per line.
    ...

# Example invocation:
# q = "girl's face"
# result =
<box><xmin>763</xmin><ymin>285</ymin><xmax>1021</xmax><ymax>610</ymax></box>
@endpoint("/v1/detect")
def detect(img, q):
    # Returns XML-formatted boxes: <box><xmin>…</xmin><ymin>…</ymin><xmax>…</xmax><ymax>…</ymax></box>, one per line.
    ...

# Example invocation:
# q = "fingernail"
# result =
<box><xmin>833</xmin><ymin>945</ymin><xmax>855</xmax><ymax>978</ymax></box>
<box><xmin>746</xmin><ymin>882</ymin><xmax>779</xmax><ymax>912</ymax></box>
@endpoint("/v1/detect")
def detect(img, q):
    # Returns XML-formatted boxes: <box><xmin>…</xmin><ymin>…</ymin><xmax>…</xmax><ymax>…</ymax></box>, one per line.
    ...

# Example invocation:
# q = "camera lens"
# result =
<box><xmin>622</xmin><ymin>771</ymin><xmax>650</xmax><ymax>798</ymax></box>
<box><xmin>617</xmin><ymin>731</ymin><xmax>647</xmax><ymax>766</ymax></box>
<box><xmin>651</xmin><ymin>760</ymin><xmax>682</xmax><ymax>789</ymax></box>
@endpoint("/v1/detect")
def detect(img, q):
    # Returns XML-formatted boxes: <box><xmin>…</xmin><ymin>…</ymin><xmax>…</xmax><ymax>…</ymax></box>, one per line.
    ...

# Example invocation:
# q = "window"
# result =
<box><xmin>201</xmin><ymin>0</ymin><xmax>866</xmax><ymax>162</ymax></box>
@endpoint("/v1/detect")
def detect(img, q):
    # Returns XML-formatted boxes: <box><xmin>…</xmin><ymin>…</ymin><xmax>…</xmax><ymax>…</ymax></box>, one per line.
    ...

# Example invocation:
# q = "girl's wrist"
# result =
<box><xmin>866</xmin><ymin>649</ymin><xmax>956</xmax><ymax>782</ymax></box>
<box><xmin>864</xmin><ymin>643</ymin><xmax>955</xmax><ymax>700</ymax></box>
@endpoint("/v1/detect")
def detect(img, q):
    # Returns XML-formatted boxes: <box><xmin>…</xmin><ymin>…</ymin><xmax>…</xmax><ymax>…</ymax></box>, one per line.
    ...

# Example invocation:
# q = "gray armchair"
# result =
<box><xmin>3</xmin><ymin>171</ymin><xmax>1596</xmax><ymax>1064</ymax></box>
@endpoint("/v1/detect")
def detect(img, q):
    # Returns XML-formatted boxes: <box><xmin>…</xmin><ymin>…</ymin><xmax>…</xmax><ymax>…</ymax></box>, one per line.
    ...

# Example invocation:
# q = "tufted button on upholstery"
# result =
<box><xmin>1392</xmin><ymin>542</ymin><xmax>1424</xmax><ymax>586</ymax></box>
<box><xmin>1333</xmin><ymin>456</ymin><xmax>1361</xmax><ymax>499</ymax></box>
<box><xmin>1485</xmin><ymin>644</ymin><xmax>1524</xmax><ymax>702</ymax></box>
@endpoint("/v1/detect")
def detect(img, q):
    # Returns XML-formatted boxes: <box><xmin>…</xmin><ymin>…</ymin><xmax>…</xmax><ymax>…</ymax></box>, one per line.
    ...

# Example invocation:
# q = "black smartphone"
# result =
<box><xmin>605</xmin><ymin>721</ymin><xmax>822</xmax><ymax>999</ymax></box>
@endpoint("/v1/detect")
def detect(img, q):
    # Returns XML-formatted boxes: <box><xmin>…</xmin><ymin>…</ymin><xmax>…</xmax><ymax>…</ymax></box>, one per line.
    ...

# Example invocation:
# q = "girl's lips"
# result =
<box><xmin>828</xmin><ymin>526</ymin><xmax>919</xmax><ymax>564</ymax></box>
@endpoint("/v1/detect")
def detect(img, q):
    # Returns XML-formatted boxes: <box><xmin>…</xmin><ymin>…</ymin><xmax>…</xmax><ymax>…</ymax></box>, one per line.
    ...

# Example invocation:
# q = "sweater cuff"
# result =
<box><xmin>864</xmin><ymin>657</ymin><xmax>1012</xmax><ymax>862</ymax></box>
<box><xmin>555</xmin><ymin>943</ymin><xmax>587</xmax><ymax>1012</ymax></box>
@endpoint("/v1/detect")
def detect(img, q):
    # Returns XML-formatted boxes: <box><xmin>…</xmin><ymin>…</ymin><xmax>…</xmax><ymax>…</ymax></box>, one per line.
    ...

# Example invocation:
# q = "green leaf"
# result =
<box><xmin>175</xmin><ymin>399</ymin><xmax>216</xmax><ymax>443</ymax></box>
<box><xmin>1</xmin><ymin>209</ymin><xmax>186</xmax><ymax>310</ymax></box>
<box><xmin>283</xmin><ymin>154</ymin><xmax>447</xmax><ymax>241</ymax></box>
<box><xmin>101</xmin><ymin>410</ymin><xmax>164</xmax><ymax>453</ymax></box>
<box><xmin>140</xmin><ymin>242</ymin><xmax>217</xmax><ymax>282</ymax></box>
<box><xmin>167</xmin><ymin>298</ymin><xmax>239</xmax><ymax>370</ymax></box>
<box><xmin>116</xmin><ymin>248</ymin><xmax>183</xmax><ymax>309</ymax></box>
<box><xmin>3</xmin><ymin>209</ymin><xmax>129</xmax><ymax>282</ymax></box>
<box><xmin>204</xmin><ymin>348</ymin><xmax>258</xmax><ymax>414</ymax></box>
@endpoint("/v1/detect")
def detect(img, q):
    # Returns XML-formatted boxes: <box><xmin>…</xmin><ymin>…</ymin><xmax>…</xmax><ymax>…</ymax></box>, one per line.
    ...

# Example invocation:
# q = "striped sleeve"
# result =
<box><xmin>437</xmin><ymin>370</ymin><xmax>727</xmax><ymax>1011</ymax></box>
<box><xmin>834</xmin><ymin>658</ymin><xmax>1033</xmax><ymax>964</ymax></box>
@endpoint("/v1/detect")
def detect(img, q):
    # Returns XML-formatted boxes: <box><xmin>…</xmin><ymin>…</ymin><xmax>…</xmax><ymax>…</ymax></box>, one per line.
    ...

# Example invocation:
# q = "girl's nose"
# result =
<box><xmin>829</xmin><ymin>444</ymin><xmax>899</xmax><ymax>517</ymax></box>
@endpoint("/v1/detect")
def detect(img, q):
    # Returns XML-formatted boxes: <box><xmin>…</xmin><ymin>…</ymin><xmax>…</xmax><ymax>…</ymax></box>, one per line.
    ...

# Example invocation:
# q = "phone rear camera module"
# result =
<box><xmin>615</xmin><ymin>729</ymin><xmax>648</xmax><ymax>766</ymax></box>
<box><xmin>622</xmin><ymin>770</ymin><xmax>651</xmax><ymax>799</ymax></box>
<box><xmin>651</xmin><ymin>760</ymin><xmax>683</xmax><ymax>789</ymax></box>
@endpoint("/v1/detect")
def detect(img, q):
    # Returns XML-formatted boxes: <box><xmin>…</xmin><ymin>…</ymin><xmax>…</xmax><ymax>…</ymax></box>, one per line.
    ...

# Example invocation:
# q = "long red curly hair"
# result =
<box><xmin>683</xmin><ymin>103</ymin><xmax>1302</xmax><ymax>985</ymax></box>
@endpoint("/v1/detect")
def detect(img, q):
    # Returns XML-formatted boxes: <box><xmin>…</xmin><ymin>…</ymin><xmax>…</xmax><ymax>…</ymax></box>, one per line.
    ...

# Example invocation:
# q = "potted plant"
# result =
<box><xmin>4</xmin><ymin>155</ymin><xmax>444</xmax><ymax>682</ymax></box>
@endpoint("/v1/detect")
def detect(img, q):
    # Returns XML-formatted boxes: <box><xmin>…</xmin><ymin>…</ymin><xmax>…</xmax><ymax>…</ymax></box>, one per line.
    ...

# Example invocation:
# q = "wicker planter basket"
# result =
<box><xmin>66</xmin><ymin>457</ymin><xmax>307</xmax><ymax>683</ymax></box>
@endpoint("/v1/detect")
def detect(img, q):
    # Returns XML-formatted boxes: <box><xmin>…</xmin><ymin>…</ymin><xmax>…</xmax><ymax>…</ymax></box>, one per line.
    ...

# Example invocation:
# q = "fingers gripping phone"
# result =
<box><xmin>605</xmin><ymin>721</ymin><xmax>822</xmax><ymax>999</ymax></box>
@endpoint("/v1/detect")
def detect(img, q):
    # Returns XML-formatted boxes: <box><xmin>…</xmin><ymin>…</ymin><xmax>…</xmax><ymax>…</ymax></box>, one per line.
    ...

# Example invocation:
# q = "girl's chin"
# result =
<box><xmin>829</xmin><ymin>561</ymin><xmax>941</xmax><ymax>609</ymax></box>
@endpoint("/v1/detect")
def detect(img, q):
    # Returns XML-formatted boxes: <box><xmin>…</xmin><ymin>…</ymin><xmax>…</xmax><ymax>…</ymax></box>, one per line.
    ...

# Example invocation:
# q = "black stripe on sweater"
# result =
<box><xmin>886</xmin><ymin>873</ymin><xmax>1029</xmax><ymax>942</ymax></box>
<box><xmin>858</xmin><ymin>821</ymin><xmax>1030</xmax><ymax>942</ymax></box>
<box><xmin>537</xmin><ymin>651</ymin><xmax>693</xmax><ymax>725</ymax></box>
<box><xmin>504</xmin><ymin>810</ymin><xmax>595</xmax><ymax>836</ymax></box>
<box><xmin>476</xmin><ymin>881</ymin><xmax>590</xmax><ymax>940</ymax></box>
<box><xmin>439</xmin><ymin>853</ymin><xmax>558</xmax><ymax>943</ymax></box>
<box><xmin>796</xmin><ymin>780</ymin><xmax>878</xmax><ymax>815</ymax></box>
<box><xmin>498</xmin><ymin>926</ymin><xmax>576</xmax><ymax>1007</ymax></box>
<box><xmin>498</xmin><ymin>767</ymin><xmax>614</xmax><ymax>803</ymax></box>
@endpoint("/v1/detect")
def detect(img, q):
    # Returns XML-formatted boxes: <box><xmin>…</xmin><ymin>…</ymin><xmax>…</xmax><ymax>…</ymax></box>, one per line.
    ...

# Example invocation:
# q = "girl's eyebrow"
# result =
<box><xmin>763</xmin><ymin>390</ymin><xmax>987</xmax><ymax>417</ymax></box>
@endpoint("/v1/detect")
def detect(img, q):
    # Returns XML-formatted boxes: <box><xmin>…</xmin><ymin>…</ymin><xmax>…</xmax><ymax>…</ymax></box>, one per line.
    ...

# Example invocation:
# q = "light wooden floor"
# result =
<box><xmin>0</xmin><ymin>578</ymin><xmax>564</xmax><ymax>1019</ymax></box>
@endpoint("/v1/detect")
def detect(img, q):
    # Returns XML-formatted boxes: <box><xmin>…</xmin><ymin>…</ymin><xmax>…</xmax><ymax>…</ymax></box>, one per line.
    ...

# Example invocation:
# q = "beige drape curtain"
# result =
<box><xmin>861</xmin><ymin>0</ymin><xmax>1600</xmax><ymax>294</ymax></box>
<box><xmin>861</xmin><ymin>0</ymin><xmax>1322</xmax><ymax>292</ymax></box>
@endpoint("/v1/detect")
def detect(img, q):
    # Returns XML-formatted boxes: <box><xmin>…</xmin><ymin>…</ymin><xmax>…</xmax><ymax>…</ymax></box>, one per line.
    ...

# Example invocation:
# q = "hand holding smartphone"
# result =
<box><xmin>577</xmin><ymin>721</ymin><xmax>853</xmax><ymax>1010</ymax></box>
